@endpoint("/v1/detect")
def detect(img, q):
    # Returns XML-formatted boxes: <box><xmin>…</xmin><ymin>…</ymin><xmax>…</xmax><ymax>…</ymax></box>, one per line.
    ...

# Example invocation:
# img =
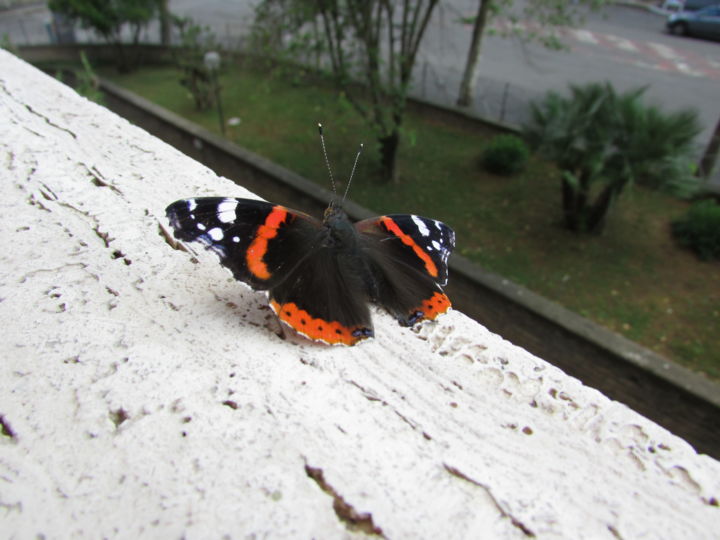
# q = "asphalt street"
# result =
<box><xmin>2</xmin><ymin>0</ymin><xmax>718</xmax><ymax>188</ymax></box>
<box><xmin>416</xmin><ymin>2</ymin><xmax>719</xmax><ymax>182</ymax></box>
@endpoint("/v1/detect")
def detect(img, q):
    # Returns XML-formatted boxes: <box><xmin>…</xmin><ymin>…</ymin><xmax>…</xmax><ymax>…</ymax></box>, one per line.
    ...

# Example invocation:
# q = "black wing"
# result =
<box><xmin>267</xmin><ymin>239</ymin><xmax>375</xmax><ymax>345</ymax></box>
<box><xmin>355</xmin><ymin>214</ymin><xmax>455</xmax><ymax>326</ymax></box>
<box><xmin>165</xmin><ymin>197</ymin><xmax>322</xmax><ymax>291</ymax></box>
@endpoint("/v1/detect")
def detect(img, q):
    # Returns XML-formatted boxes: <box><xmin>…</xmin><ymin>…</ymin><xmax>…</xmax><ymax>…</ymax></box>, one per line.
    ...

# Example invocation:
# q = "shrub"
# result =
<box><xmin>672</xmin><ymin>200</ymin><xmax>720</xmax><ymax>261</ymax></box>
<box><xmin>523</xmin><ymin>82</ymin><xmax>701</xmax><ymax>233</ymax></box>
<box><xmin>481</xmin><ymin>134</ymin><xmax>529</xmax><ymax>176</ymax></box>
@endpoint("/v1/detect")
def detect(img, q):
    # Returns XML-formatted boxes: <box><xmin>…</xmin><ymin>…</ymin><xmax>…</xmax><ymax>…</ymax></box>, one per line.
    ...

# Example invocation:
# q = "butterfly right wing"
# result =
<box><xmin>355</xmin><ymin>214</ymin><xmax>455</xmax><ymax>326</ymax></box>
<box><xmin>165</xmin><ymin>197</ymin><xmax>322</xmax><ymax>291</ymax></box>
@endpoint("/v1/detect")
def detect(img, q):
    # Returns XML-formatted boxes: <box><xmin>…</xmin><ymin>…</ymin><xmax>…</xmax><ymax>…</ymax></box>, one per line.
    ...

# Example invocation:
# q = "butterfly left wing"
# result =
<box><xmin>355</xmin><ymin>214</ymin><xmax>455</xmax><ymax>326</ymax></box>
<box><xmin>165</xmin><ymin>197</ymin><xmax>375</xmax><ymax>345</ymax></box>
<box><xmin>165</xmin><ymin>197</ymin><xmax>323</xmax><ymax>291</ymax></box>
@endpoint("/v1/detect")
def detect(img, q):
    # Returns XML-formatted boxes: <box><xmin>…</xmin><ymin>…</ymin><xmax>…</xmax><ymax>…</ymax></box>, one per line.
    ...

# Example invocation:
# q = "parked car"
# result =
<box><xmin>667</xmin><ymin>5</ymin><xmax>720</xmax><ymax>39</ymax></box>
<box><xmin>662</xmin><ymin>0</ymin><xmax>683</xmax><ymax>12</ymax></box>
<box><xmin>682</xmin><ymin>0</ymin><xmax>719</xmax><ymax>10</ymax></box>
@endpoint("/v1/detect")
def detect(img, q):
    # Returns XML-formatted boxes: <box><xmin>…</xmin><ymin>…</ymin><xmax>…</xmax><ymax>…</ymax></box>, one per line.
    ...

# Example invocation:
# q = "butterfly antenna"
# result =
<box><xmin>342</xmin><ymin>142</ymin><xmax>363</xmax><ymax>203</ymax></box>
<box><xmin>318</xmin><ymin>123</ymin><xmax>337</xmax><ymax>198</ymax></box>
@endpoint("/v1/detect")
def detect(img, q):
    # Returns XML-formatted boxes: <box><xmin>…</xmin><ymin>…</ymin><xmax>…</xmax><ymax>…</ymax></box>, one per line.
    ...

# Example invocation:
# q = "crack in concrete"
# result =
<box><xmin>304</xmin><ymin>463</ymin><xmax>385</xmax><ymax>537</ymax></box>
<box><xmin>19</xmin><ymin>262</ymin><xmax>87</xmax><ymax>284</ymax></box>
<box><xmin>0</xmin><ymin>414</ymin><xmax>18</xmax><ymax>441</ymax></box>
<box><xmin>81</xmin><ymin>163</ymin><xmax>124</xmax><ymax>196</ymax></box>
<box><xmin>348</xmin><ymin>380</ymin><xmax>383</xmax><ymax>403</ymax></box>
<box><xmin>444</xmin><ymin>463</ymin><xmax>535</xmax><ymax>537</ymax></box>
<box><xmin>157</xmin><ymin>221</ymin><xmax>191</xmax><ymax>254</ymax></box>
<box><xmin>23</xmin><ymin>103</ymin><xmax>77</xmax><ymax>139</ymax></box>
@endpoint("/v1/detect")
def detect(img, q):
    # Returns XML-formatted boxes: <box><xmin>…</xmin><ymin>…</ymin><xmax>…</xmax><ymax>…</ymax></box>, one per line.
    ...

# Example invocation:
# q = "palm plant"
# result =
<box><xmin>524</xmin><ymin>82</ymin><xmax>701</xmax><ymax>233</ymax></box>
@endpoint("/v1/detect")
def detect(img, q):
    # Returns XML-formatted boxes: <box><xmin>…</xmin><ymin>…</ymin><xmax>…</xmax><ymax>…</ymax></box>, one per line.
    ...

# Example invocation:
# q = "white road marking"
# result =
<box><xmin>603</xmin><ymin>34</ymin><xmax>639</xmax><ymax>53</ymax></box>
<box><xmin>569</xmin><ymin>29</ymin><xmax>599</xmax><ymax>45</ymax></box>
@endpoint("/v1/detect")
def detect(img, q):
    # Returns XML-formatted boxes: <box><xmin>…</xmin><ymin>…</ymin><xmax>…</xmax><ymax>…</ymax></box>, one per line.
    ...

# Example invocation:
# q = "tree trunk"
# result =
<box><xmin>586</xmin><ymin>182</ymin><xmax>618</xmax><ymax>234</ymax></box>
<box><xmin>130</xmin><ymin>23</ymin><xmax>144</xmax><ymax>70</ymax></box>
<box><xmin>379</xmin><ymin>130</ymin><xmax>400</xmax><ymax>182</ymax></box>
<box><xmin>563</xmin><ymin>172</ymin><xmax>625</xmax><ymax>234</ymax></box>
<box><xmin>697</xmin><ymin>115</ymin><xmax>720</xmax><ymax>181</ymax></box>
<box><xmin>114</xmin><ymin>42</ymin><xmax>130</xmax><ymax>73</ymax></box>
<box><xmin>456</xmin><ymin>0</ymin><xmax>492</xmax><ymax>108</ymax></box>
<box><xmin>561</xmin><ymin>176</ymin><xmax>579</xmax><ymax>231</ymax></box>
<box><xmin>562</xmin><ymin>169</ymin><xmax>596</xmax><ymax>232</ymax></box>
<box><xmin>159</xmin><ymin>0</ymin><xmax>172</xmax><ymax>47</ymax></box>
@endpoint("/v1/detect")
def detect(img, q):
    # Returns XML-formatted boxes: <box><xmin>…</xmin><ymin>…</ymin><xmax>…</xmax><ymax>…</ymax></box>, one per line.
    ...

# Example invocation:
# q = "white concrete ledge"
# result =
<box><xmin>1</xmin><ymin>50</ymin><xmax>718</xmax><ymax>538</ymax></box>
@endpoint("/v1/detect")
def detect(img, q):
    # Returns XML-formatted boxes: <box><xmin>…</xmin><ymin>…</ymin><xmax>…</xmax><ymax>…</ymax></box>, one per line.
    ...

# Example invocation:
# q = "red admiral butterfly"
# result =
<box><xmin>165</xmin><ymin>129</ymin><xmax>455</xmax><ymax>345</ymax></box>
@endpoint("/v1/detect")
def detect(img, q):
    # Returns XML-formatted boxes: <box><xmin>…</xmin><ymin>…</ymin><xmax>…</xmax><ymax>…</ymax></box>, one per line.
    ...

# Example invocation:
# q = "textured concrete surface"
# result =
<box><xmin>1</xmin><ymin>50</ymin><xmax>719</xmax><ymax>539</ymax></box>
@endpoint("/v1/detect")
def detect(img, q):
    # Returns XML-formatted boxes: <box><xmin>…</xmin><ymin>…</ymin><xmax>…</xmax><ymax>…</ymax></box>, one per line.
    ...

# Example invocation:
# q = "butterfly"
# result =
<box><xmin>165</xmin><ymin>127</ymin><xmax>455</xmax><ymax>345</ymax></box>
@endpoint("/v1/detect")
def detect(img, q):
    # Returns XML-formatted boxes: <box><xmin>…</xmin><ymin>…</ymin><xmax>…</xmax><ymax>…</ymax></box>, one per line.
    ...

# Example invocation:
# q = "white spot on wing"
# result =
<box><xmin>432</xmin><ymin>240</ymin><xmax>441</xmax><ymax>251</ymax></box>
<box><xmin>187</xmin><ymin>199</ymin><xmax>197</xmax><ymax>211</ymax></box>
<box><xmin>208</xmin><ymin>227</ymin><xmax>224</xmax><ymax>241</ymax></box>
<box><xmin>217</xmin><ymin>199</ymin><xmax>238</xmax><ymax>223</ymax></box>
<box><xmin>197</xmin><ymin>223</ymin><xmax>206</xmax><ymax>231</ymax></box>
<box><xmin>412</xmin><ymin>215</ymin><xmax>430</xmax><ymax>237</ymax></box>
<box><xmin>232</xmin><ymin>236</ymin><xmax>240</xmax><ymax>243</ymax></box>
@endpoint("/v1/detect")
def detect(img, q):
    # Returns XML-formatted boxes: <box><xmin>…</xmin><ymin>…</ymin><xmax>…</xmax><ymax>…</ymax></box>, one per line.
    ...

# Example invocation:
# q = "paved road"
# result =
<box><xmin>2</xmin><ymin>0</ymin><xmax>718</xmax><ymax>188</ymax></box>
<box><xmin>418</xmin><ymin>1</ymin><xmax>719</xmax><ymax>190</ymax></box>
<box><xmin>417</xmin><ymin>2</ymin><xmax>719</xmax><ymax>184</ymax></box>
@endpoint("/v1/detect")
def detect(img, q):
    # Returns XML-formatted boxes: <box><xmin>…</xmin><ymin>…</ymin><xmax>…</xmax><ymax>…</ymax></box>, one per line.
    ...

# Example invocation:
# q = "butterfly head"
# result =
<box><xmin>323</xmin><ymin>199</ymin><xmax>347</xmax><ymax>225</ymax></box>
<box><xmin>322</xmin><ymin>200</ymin><xmax>358</xmax><ymax>251</ymax></box>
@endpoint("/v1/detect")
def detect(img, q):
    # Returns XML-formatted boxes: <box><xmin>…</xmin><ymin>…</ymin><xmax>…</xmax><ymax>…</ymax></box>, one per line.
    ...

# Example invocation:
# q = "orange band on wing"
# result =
<box><xmin>380</xmin><ymin>216</ymin><xmax>438</xmax><ymax>278</ymax></box>
<box><xmin>270</xmin><ymin>300</ymin><xmax>372</xmax><ymax>346</ymax></box>
<box><xmin>246</xmin><ymin>206</ymin><xmax>288</xmax><ymax>280</ymax></box>
<box><xmin>414</xmin><ymin>291</ymin><xmax>451</xmax><ymax>322</ymax></box>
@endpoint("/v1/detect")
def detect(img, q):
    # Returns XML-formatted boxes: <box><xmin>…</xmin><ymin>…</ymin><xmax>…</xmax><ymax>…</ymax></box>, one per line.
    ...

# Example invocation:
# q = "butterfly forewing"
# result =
<box><xmin>355</xmin><ymin>214</ymin><xmax>455</xmax><ymax>285</ymax></box>
<box><xmin>166</xmin><ymin>197</ymin><xmax>322</xmax><ymax>290</ymax></box>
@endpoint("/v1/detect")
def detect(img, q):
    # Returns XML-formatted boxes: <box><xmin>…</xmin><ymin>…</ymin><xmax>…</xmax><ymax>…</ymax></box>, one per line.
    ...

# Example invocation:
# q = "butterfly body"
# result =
<box><xmin>166</xmin><ymin>197</ymin><xmax>454</xmax><ymax>345</ymax></box>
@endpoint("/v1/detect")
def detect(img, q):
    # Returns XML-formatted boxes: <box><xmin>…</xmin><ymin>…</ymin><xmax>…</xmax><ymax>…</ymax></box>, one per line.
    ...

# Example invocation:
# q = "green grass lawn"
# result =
<box><xmin>97</xmin><ymin>61</ymin><xmax>719</xmax><ymax>380</ymax></box>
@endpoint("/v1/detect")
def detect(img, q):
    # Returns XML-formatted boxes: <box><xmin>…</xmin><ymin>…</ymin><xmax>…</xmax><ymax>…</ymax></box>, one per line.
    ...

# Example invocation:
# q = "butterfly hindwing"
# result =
<box><xmin>268</xmin><ymin>240</ymin><xmax>374</xmax><ymax>345</ymax></box>
<box><xmin>355</xmin><ymin>214</ymin><xmax>455</xmax><ymax>326</ymax></box>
